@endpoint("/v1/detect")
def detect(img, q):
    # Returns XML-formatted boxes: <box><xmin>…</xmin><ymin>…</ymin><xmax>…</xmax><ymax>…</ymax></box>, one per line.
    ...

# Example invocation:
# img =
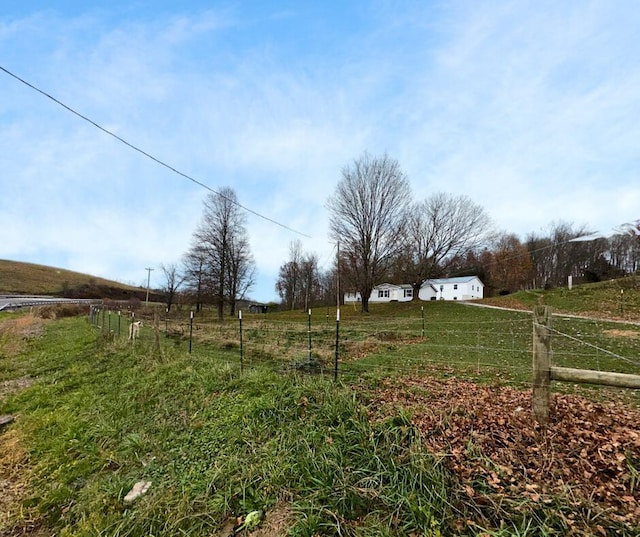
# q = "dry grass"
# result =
<box><xmin>0</xmin><ymin>315</ymin><xmax>47</xmax><ymax>358</ymax></box>
<box><xmin>0</xmin><ymin>258</ymin><xmax>143</xmax><ymax>297</ymax></box>
<box><xmin>0</xmin><ymin>429</ymin><xmax>33</xmax><ymax>534</ymax></box>
<box><xmin>603</xmin><ymin>328</ymin><xmax>640</xmax><ymax>340</ymax></box>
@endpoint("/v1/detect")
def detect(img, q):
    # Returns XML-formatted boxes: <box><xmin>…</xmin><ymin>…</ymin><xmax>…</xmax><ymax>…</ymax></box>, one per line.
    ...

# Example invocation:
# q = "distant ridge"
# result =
<box><xmin>0</xmin><ymin>259</ymin><xmax>161</xmax><ymax>301</ymax></box>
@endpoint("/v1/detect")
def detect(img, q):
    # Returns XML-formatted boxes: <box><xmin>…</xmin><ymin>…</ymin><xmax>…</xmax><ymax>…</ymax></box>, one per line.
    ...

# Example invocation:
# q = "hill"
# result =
<box><xmin>0</xmin><ymin>259</ymin><xmax>160</xmax><ymax>301</ymax></box>
<box><xmin>483</xmin><ymin>274</ymin><xmax>640</xmax><ymax>322</ymax></box>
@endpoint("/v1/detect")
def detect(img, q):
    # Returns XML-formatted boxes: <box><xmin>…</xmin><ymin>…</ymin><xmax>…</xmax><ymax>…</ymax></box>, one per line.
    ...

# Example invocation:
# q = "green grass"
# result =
<box><xmin>2</xmin><ymin>316</ymin><xmax>462</xmax><ymax>536</ymax></box>
<box><xmin>2</xmin><ymin>294</ymin><xmax>639</xmax><ymax>535</ymax></box>
<box><xmin>490</xmin><ymin>274</ymin><xmax>640</xmax><ymax>321</ymax></box>
<box><xmin>155</xmin><ymin>299</ymin><xmax>640</xmax><ymax>407</ymax></box>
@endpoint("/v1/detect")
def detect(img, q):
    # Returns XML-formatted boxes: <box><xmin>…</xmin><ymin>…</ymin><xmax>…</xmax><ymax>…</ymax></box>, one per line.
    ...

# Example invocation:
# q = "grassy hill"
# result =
<box><xmin>483</xmin><ymin>274</ymin><xmax>640</xmax><ymax>322</ymax></box>
<box><xmin>0</xmin><ymin>259</ymin><xmax>159</xmax><ymax>301</ymax></box>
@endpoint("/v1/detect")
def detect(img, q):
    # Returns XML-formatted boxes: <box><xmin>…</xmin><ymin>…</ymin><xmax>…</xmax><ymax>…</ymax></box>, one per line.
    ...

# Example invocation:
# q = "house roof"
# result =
<box><xmin>421</xmin><ymin>276</ymin><xmax>484</xmax><ymax>287</ymax></box>
<box><xmin>375</xmin><ymin>282</ymin><xmax>413</xmax><ymax>290</ymax></box>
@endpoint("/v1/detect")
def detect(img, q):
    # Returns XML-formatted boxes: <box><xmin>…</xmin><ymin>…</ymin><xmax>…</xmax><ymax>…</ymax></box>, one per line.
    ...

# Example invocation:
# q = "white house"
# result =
<box><xmin>344</xmin><ymin>283</ymin><xmax>414</xmax><ymax>304</ymax></box>
<box><xmin>418</xmin><ymin>276</ymin><xmax>484</xmax><ymax>301</ymax></box>
<box><xmin>344</xmin><ymin>276</ymin><xmax>484</xmax><ymax>303</ymax></box>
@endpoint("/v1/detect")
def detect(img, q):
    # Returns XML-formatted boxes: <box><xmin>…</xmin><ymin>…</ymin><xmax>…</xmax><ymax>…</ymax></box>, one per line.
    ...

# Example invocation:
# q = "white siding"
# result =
<box><xmin>346</xmin><ymin>277</ymin><xmax>484</xmax><ymax>303</ymax></box>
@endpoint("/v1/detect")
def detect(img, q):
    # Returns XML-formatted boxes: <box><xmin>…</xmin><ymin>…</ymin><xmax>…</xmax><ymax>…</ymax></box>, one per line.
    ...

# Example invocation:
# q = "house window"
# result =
<box><xmin>453</xmin><ymin>284</ymin><xmax>458</xmax><ymax>290</ymax></box>
<box><xmin>378</xmin><ymin>289</ymin><xmax>389</xmax><ymax>298</ymax></box>
<box><xmin>404</xmin><ymin>289</ymin><xmax>413</xmax><ymax>298</ymax></box>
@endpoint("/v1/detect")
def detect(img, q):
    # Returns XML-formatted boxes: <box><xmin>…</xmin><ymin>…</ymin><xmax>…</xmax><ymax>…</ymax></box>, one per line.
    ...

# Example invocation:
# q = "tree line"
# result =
<box><xmin>159</xmin><ymin>153</ymin><xmax>640</xmax><ymax>315</ymax></box>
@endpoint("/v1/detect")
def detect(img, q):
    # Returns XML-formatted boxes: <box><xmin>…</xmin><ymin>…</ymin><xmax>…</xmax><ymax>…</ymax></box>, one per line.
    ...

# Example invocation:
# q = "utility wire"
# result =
<box><xmin>0</xmin><ymin>65</ymin><xmax>311</xmax><ymax>238</ymax></box>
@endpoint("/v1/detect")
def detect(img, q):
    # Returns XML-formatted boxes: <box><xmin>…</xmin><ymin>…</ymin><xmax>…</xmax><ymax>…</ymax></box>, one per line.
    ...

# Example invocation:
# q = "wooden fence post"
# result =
<box><xmin>532</xmin><ymin>305</ymin><xmax>552</xmax><ymax>424</ymax></box>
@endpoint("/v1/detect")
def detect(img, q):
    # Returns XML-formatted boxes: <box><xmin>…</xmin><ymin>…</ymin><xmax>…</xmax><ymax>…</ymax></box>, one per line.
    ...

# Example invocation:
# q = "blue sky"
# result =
<box><xmin>2</xmin><ymin>1</ymin><xmax>639</xmax><ymax>302</ymax></box>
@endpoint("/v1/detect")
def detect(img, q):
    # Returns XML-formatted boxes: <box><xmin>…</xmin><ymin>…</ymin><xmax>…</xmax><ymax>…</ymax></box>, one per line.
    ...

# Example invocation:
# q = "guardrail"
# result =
<box><xmin>0</xmin><ymin>298</ymin><xmax>101</xmax><ymax>311</ymax></box>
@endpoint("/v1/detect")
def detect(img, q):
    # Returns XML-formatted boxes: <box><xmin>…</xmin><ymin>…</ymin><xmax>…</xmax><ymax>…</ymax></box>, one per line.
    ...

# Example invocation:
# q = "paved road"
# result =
<box><xmin>0</xmin><ymin>295</ymin><xmax>100</xmax><ymax>311</ymax></box>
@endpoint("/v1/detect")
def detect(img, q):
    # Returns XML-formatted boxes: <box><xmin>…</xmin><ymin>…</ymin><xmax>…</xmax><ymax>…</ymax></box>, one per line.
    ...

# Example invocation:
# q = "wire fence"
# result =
<box><xmin>88</xmin><ymin>304</ymin><xmax>640</xmax><ymax>390</ymax></box>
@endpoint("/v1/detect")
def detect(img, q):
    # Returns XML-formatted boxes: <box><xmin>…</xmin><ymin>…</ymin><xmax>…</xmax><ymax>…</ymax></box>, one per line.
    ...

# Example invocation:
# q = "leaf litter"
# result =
<box><xmin>369</xmin><ymin>375</ymin><xmax>640</xmax><ymax>531</ymax></box>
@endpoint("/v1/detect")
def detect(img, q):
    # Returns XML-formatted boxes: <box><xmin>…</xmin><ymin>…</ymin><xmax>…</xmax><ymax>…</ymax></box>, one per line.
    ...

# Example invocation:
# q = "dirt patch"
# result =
<box><xmin>369</xmin><ymin>376</ymin><xmax>640</xmax><ymax>531</ymax></box>
<box><xmin>603</xmin><ymin>328</ymin><xmax>640</xmax><ymax>340</ymax></box>
<box><xmin>213</xmin><ymin>501</ymin><xmax>295</xmax><ymax>536</ymax></box>
<box><xmin>0</xmin><ymin>377</ymin><xmax>34</xmax><ymax>402</ymax></box>
<box><xmin>249</xmin><ymin>501</ymin><xmax>294</xmax><ymax>536</ymax></box>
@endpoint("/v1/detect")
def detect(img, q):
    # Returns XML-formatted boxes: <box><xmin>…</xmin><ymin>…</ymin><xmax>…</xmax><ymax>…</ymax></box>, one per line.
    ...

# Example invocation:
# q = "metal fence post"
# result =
<box><xmin>189</xmin><ymin>311</ymin><xmax>194</xmax><ymax>354</ymax></box>
<box><xmin>307</xmin><ymin>309</ymin><xmax>312</xmax><ymax>360</ymax></box>
<box><xmin>334</xmin><ymin>308</ymin><xmax>340</xmax><ymax>382</ymax></box>
<box><xmin>239</xmin><ymin>310</ymin><xmax>244</xmax><ymax>372</ymax></box>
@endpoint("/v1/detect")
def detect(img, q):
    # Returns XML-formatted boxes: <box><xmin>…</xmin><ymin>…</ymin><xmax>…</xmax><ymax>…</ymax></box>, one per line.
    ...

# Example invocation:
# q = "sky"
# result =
<box><xmin>2</xmin><ymin>1</ymin><xmax>639</xmax><ymax>303</ymax></box>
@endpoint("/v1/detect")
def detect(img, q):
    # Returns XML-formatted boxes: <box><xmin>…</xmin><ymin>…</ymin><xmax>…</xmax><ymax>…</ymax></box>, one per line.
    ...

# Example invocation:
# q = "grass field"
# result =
<box><xmin>1</xmin><ymin>288</ymin><xmax>640</xmax><ymax>535</ymax></box>
<box><xmin>483</xmin><ymin>274</ymin><xmax>640</xmax><ymax>323</ymax></box>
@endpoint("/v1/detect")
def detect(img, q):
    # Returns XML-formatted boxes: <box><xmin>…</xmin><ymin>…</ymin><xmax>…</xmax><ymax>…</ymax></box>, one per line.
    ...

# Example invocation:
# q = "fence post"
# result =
<box><xmin>421</xmin><ymin>306</ymin><xmax>425</xmax><ymax>339</ymax></box>
<box><xmin>189</xmin><ymin>311</ymin><xmax>194</xmax><ymax>354</ymax></box>
<box><xmin>239</xmin><ymin>310</ymin><xmax>244</xmax><ymax>372</ymax></box>
<box><xmin>307</xmin><ymin>309</ymin><xmax>312</xmax><ymax>360</ymax></box>
<box><xmin>532</xmin><ymin>305</ymin><xmax>552</xmax><ymax>424</ymax></box>
<box><xmin>334</xmin><ymin>308</ymin><xmax>340</xmax><ymax>382</ymax></box>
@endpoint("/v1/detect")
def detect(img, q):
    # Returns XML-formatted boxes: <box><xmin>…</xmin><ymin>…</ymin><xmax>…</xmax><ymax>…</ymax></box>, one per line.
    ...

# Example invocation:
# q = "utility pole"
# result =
<box><xmin>145</xmin><ymin>267</ymin><xmax>154</xmax><ymax>304</ymax></box>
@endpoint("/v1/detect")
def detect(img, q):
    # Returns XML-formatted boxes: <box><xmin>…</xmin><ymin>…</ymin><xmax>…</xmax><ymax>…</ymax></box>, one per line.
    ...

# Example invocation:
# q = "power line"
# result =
<box><xmin>0</xmin><ymin>64</ymin><xmax>311</xmax><ymax>239</ymax></box>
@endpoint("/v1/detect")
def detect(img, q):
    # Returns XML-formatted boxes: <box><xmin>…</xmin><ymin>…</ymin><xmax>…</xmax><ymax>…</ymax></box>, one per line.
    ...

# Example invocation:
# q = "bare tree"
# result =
<box><xmin>182</xmin><ymin>243</ymin><xmax>208</xmax><ymax>312</ymax></box>
<box><xmin>608</xmin><ymin>232</ymin><xmax>640</xmax><ymax>274</ymax></box>
<box><xmin>400</xmin><ymin>193</ymin><xmax>493</xmax><ymax>299</ymax></box>
<box><xmin>276</xmin><ymin>240</ymin><xmax>303</xmax><ymax>310</ymax></box>
<box><xmin>191</xmin><ymin>187</ymin><xmax>254</xmax><ymax>321</ymax></box>
<box><xmin>225</xmin><ymin>232</ymin><xmax>255</xmax><ymax>316</ymax></box>
<box><xmin>526</xmin><ymin>221</ymin><xmax>599</xmax><ymax>288</ymax></box>
<box><xmin>327</xmin><ymin>152</ymin><xmax>412</xmax><ymax>312</ymax></box>
<box><xmin>299</xmin><ymin>253</ymin><xmax>321</xmax><ymax>311</ymax></box>
<box><xmin>276</xmin><ymin>240</ymin><xmax>321</xmax><ymax>310</ymax></box>
<box><xmin>160</xmin><ymin>262</ymin><xmax>185</xmax><ymax>312</ymax></box>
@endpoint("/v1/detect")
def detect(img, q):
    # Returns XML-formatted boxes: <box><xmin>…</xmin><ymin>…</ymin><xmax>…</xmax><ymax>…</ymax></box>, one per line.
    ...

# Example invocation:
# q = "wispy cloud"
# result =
<box><xmin>2</xmin><ymin>1</ymin><xmax>639</xmax><ymax>299</ymax></box>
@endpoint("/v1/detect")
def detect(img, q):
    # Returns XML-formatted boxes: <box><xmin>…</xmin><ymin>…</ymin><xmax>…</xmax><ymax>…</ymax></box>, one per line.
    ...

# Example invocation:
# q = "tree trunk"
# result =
<box><xmin>412</xmin><ymin>282</ymin><xmax>421</xmax><ymax>301</ymax></box>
